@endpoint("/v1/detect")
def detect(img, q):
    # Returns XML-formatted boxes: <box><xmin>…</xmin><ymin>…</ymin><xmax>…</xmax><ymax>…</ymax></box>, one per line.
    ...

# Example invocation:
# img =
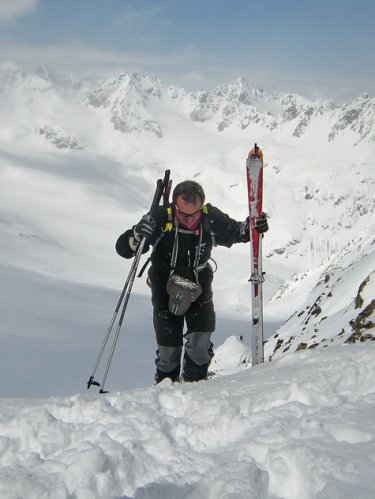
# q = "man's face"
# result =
<box><xmin>174</xmin><ymin>196</ymin><xmax>203</xmax><ymax>230</ymax></box>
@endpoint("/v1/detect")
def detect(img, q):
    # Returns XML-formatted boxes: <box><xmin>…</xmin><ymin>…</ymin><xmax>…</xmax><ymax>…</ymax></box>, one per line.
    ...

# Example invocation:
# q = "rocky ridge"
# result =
<box><xmin>1</xmin><ymin>63</ymin><xmax>374</xmax><ymax>146</ymax></box>
<box><xmin>265</xmin><ymin>231</ymin><xmax>375</xmax><ymax>360</ymax></box>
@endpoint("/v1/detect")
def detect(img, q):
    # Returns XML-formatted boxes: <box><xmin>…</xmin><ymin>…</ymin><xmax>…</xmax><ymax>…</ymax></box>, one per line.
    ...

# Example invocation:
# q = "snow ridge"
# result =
<box><xmin>2</xmin><ymin>63</ymin><xmax>375</xmax><ymax>144</ymax></box>
<box><xmin>1</xmin><ymin>345</ymin><xmax>374</xmax><ymax>499</ymax></box>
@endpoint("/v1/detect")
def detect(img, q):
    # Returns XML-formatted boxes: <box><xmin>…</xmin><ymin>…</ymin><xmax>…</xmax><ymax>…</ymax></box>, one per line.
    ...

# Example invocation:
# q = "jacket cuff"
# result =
<box><xmin>129</xmin><ymin>235</ymin><xmax>140</xmax><ymax>252</ymax></box>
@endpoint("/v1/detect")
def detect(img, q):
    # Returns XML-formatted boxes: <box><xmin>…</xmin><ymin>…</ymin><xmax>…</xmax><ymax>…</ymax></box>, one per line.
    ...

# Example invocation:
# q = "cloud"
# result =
<box><xmin>0</xmin><ymin>40</ymin><xmax>370</xmax><ymax>102</ymax></box>
<box><xmin>0</xmin><ymin>0</ymin><xmax>39</xmax><ymax>21</ymax></box>
<box><xmin>0</xmin><ymin>41</ymin><xmax>207</xmax><ymax>77</ymax></box>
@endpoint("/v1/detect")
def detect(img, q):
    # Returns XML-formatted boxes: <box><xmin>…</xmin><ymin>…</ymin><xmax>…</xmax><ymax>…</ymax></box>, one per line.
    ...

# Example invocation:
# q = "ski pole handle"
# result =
<box><xmin>162</xmin><ymin>170</ymin><xmax>172</xmax><ymax>207</ymax></box>
<box><xmin>150</xmin><ymin>179</ymin><xmax>163</xmax><ymax>212</ymax></box>
<box><xmin>149</xmin><ymin>169</ymin><xmax>171</xmax><ymax>213</ymax></box>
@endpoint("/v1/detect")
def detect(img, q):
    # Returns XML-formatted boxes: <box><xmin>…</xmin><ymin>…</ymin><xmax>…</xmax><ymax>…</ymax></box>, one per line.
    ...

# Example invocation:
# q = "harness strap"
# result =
<box><xmin>169</xmin><ymin>222</ymin><xmax>204</xmax><ymax>283</ymax></box>
<box><xmin>137</xmin><ymin>256</ymin><xmax>151</xmax><ymax>277</ymax></box>
<box><xmin>138</xmin><ymin>205</ymin><xmax>215</xmax><ymax>278</ymax></box>
<box><xmin>193</xmin><ymin>226</ymin><xmax>203</xmax><ymax>282</ymax></box>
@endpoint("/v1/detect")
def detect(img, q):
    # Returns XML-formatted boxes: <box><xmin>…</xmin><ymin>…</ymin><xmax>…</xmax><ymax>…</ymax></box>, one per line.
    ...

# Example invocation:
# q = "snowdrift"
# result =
<box><xmin>1</xmin><ymin>344</ymin><xmax>375</xmax><ymax>499</ymax></box>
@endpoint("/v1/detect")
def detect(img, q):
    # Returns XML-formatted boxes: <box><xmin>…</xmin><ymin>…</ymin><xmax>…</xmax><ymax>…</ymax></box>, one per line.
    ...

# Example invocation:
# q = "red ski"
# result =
<box><xmin>246</xmin><ymin>144</ymin><xmax>264</xmax><ymax>365</ymax></box>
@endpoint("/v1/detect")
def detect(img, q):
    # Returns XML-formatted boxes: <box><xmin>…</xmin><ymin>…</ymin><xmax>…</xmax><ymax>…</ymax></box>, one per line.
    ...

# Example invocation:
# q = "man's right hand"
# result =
<box><xmin>134</xmin><ymin>213</ymin><xmax>156</xmax><ymax>242</ymax></box>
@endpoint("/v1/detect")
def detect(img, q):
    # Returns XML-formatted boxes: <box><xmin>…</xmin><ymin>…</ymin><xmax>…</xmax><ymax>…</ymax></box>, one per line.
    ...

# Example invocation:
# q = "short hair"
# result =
<box><xmin>172</xmin><ymin>180</ymin><xmax>205</xmax><ymax>204</ymax></box>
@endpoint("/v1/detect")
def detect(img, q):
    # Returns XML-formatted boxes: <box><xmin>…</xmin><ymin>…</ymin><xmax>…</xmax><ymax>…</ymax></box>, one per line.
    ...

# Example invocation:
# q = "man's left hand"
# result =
<box><xmin>256</xmin><ymin>212</ymin><xmax>269</xmax><ymax>233</ymax></box>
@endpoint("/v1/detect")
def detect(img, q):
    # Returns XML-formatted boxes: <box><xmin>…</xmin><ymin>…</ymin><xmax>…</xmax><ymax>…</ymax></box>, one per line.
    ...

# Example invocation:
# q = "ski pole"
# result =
<box><xmin>98</xmin><ymin>237</ymin><xmax>147</xmax><ymax>393</ymax></box>
<box><xmin>86</xmin><ymin>248</ymin><xmax>144</xmax><ymax>389</ymax></box>
<box><xmin>86</xmin><ymin>171</ymin><xmax>170</xmax><ymax>392</ymax></box>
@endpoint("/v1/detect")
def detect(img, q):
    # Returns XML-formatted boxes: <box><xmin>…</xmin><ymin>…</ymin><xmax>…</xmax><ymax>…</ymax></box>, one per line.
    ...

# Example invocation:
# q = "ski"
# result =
<box><xmin>246</xmin><ymin>144</ymin><xmax>265</xmax><ymax>365</ymax></box>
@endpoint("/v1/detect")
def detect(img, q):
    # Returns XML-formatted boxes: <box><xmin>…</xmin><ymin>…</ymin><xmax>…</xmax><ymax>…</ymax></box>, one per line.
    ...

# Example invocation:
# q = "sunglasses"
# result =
<box><xmin>175</xmin><ymin>206</ymin><xmax>202</xmax><ymax>219</ymax></box>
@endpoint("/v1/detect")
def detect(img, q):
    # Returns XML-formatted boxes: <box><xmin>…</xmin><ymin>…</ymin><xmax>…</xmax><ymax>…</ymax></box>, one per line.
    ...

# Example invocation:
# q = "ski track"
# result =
<box><xmin>1</xmin><ymin>345</ymin><xmax>374</xmax><ymax>499</ymax></box>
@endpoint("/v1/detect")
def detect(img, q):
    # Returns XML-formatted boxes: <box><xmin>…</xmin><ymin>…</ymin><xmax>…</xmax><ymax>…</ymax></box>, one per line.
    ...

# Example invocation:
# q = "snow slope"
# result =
<box><xmin>0</xmin><ymin>263</ymin><xmax>255</xmax><ymax>398</ymax></box>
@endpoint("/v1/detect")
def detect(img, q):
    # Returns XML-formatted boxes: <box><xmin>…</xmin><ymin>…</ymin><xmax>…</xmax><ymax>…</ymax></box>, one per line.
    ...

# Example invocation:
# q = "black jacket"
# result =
<box><xmin>116</xmin><ymin>203</ymin><xmax>247</xmax><ymax>295</ymax></box>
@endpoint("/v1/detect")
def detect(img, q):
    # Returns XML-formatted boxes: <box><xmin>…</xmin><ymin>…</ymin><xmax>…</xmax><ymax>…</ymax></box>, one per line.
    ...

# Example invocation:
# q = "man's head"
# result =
<box><xmin>172</xmin><ymin>180</ymin><xmax>205</xmax><ymax>205</ymax></box>
<box><xmin>172</xmin><ymin>181</ymin><xmax>205</xmax><ymax>230</ymax></box>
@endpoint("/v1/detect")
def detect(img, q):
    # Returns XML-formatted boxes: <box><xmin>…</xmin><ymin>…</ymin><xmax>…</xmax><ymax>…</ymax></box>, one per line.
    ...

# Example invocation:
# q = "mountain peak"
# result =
<box><xmin>1</xmin><ymin>62</ymin><xmax>375</xmax><ymax>143</ymax></box>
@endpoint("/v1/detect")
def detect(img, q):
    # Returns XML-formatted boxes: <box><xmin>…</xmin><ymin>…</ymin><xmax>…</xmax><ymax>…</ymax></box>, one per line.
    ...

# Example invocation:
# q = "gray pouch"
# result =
<box><xmin>166</xmin><ymin>274</ymin><xmax>202</xmax><ymax>316</ymax></box>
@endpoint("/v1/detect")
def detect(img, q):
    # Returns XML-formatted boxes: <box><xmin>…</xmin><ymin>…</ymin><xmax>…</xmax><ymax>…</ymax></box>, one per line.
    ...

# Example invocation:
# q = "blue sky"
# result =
<box><xmin>1</xmin><ymin>0</ymin><xmax>374</xmax><ymax>102</ymax></box>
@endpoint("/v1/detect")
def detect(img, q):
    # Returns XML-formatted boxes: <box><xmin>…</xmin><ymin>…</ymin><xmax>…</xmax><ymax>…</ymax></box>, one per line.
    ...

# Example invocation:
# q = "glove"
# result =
<box><xmin>256</xmin><ymin>212</ymin><xmax>269</xmax><ymax>234</ymax></box>
<box><xmin>134</xmin><ymin>213</ymin><xmax>156</xmax><ymax>242</ymax></box>
<box><xmin>239</xmin><ymin>217</ymin><xmax>250</xmax><ymax>242</ymax></box>
<box><xmin>239</xmin><ymin>213</ymin><xmax>268</xmax><ymax>242</ymax></box>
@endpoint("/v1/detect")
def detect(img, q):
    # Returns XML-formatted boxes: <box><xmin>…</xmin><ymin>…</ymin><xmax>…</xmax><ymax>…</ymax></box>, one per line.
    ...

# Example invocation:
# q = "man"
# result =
<box><xmin>116</xmin><ymin>180</ymin><xmax>268</xmax><ymax>383</ymax></box>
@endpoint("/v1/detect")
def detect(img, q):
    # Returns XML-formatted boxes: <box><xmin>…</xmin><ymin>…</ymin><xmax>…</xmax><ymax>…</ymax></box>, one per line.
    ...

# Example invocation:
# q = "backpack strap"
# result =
<box><xmin>202</xmin><ymin>204</ymin><xmax>216</xmax><ymax>247</ymax></box>
<box><xmin>163</xmin><ymin>206</ymin><xmax>174</xmax><ymax>232</ymax></box>
<box><xmin>169</xmin><ymin>220</ymin><xmax>204</xmax><ymax>282</ymax></box>
<box><xmin>138</xmin><ymin>204</ymin><xmax>216</xmax><ymax>278</ymax></box>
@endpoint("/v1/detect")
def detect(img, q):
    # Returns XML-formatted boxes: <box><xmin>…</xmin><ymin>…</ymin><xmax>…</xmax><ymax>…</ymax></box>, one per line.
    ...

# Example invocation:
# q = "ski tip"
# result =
<box><xmin>249</xmin><ymin>144</ymin><xmax>263</xmax><ymax>161</ymax></box>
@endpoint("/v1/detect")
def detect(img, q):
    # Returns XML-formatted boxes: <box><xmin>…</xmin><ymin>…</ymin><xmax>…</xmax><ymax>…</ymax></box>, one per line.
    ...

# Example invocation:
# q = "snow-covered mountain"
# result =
<box><xmin>2</xmin><ymin>61</ymin><xmax>375</xmax><ymax>146</ymax></box>
<box><xmin>82</xmin><ymin>69</ymin><xmax>375</xmax><ymax>142</ymax></box>
<box><xmin>1</xmin><ymin>61</ymin><xmax>375</xmax><ymax>498</ymax></box>
<box><xmin>0</xmin><ymin>61</ymin><xmax>374</xmax><ymax>350</ymax></box>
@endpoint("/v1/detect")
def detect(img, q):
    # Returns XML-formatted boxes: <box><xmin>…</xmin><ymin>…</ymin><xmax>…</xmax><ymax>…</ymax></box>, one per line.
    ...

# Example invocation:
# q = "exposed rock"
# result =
<box><xmin>39</xmin><ymin>126</ymin><xmax>84</xmax><ymax>150</ymax></box>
